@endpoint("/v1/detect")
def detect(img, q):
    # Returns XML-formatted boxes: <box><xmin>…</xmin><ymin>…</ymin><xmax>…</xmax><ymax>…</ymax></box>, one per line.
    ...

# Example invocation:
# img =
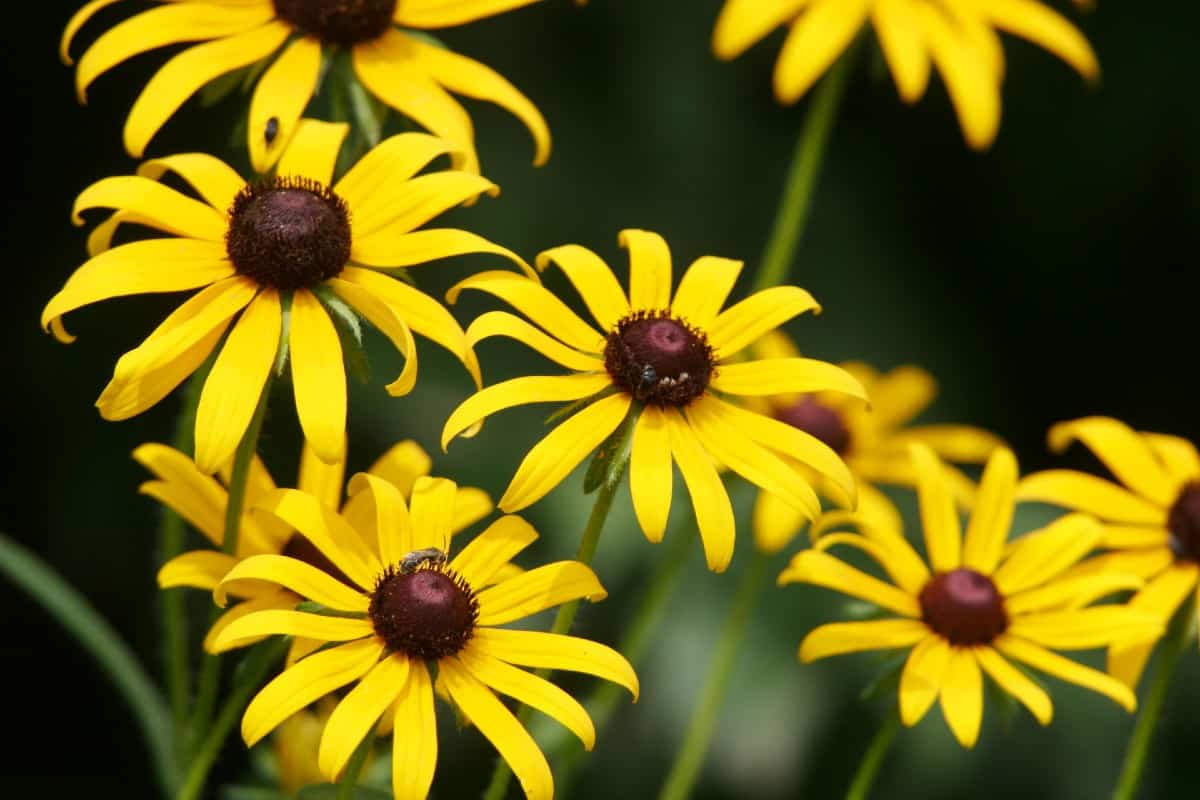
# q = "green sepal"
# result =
<box><xmin>273</xmin><ymin>291</ymin><xmax>294</xmax><ymax>378</ymax></box>
<box><xmin>313</xmin><ymin>286</ymin><xmax>371</xmax><ymax>385</ymax></box>
<box><xmin>583</xmin><ymin>404</ymin><xmax>637</xmax><ymax>495</ymax></box>
<box><xmin>545</xmin><ymin>385</ymin><xmax>617</xmax><ymax>426</ymax></box>
<box><xmin>293</xmin><ymin>601</ymin><xmax>365</xmax><ymax>620</ymax></box>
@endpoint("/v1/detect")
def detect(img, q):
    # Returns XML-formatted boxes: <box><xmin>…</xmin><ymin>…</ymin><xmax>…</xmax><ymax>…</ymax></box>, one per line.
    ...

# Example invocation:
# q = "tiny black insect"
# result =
<box><xmin>638</xmin><ymin>364</ymin><xmax>658</xmax><ymax>392</ymax></box>
<box><xmin>264</xmin><ymin>116</ymin><xmax>279</xmax><ymax>145</ymax></box>
<box><xmin>400</xmin><ymin>547</ymin><xmax>448</xmax><ymax>574</ymax></box>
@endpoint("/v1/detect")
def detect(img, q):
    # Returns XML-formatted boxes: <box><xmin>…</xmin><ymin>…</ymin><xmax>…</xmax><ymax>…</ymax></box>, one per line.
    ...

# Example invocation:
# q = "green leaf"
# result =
<box><xmin>314</xmin><ymin>286</ymin><xmax>371</xmax><ymax>385</ymax></box>
<box><xmin>583</xmin><ymin>404</ymin><xmax>637</xmax><ymax>494</ymax></box>
<box><xmin>346</xmin><ymin>75</ymin><xmax>389</xmax><ymax>149</ymax></box>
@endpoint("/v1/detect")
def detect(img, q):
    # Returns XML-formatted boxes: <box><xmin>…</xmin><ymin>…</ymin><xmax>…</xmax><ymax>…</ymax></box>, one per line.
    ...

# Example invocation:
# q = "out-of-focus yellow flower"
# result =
<box><xmin>711</xmin><ymin>0</ymin><xmax>1099</xmax><ymax>149</ymax></box>
<box><xmin>62</xmin><ymin>0</ymin><xmax>550</xmax><ymax>173</ymax></box>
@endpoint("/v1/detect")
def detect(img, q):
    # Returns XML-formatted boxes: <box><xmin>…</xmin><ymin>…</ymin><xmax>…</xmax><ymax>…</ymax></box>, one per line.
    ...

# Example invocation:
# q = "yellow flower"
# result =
<box><xmin>1016</xmin><ymin>416</ymin><xmax>1200</xmax><ymax>688</ymax></box>
<box><xmin>749</xmin><ymin>330</ymin><xmax>1004</xmax><ymax>553</ymax></box>
<box><xmin>62</xmin><ymin>0</ymin><xmax>550</xmax><ymax>173</ymax></box>
<box><xmin>43</xmin><ymin>121</ymin><xmax>525</xmax><ymax>473</ymax></box>
<box><xmin>441</xmin><ymin>229</ymin><xmax>867</xmax><ymax>572</ymax></box>
<box><xmin>149</xmin><ymin>437</ymin><xmax>497</xmax><ymax>664</ymax></box>
<box><xmin>711</xmin><ymin>0</ymin><xmax>1099</xmax><ymax>149</ymax></box>
<box><xmin>780</xmin><ymin>443</ymin><xmax>1157</xmax><ymax>747</ymax></box>
<box><xmin>210</xmin><ymin>476</ymin><xmax>639</xmax><ymax>800</ymax></box>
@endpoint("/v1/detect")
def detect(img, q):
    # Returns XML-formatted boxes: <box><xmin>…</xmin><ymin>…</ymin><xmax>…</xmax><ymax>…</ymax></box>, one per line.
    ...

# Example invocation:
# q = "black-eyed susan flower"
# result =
<box><xmin>209</xmin><ymin>474</ymin><xmax>638</xmax><ymax>800</ymax></box>
<box><xmin>441</xmin><ymin>229</ymin><xmax>867</xmax><ymax>573</ymax></box>
<box><xmin>780</xmin><ymin>443</ymin><xmax>1157</xmax><ymax>747</ymax></box>
<box><xmin>748</xmin><ymin>330</ymin><xmax>1003</xmax><ymax>553</ymax></box>
<box><xmin>711</xmin><ymin>0</ymin><xmax>1099</xmax><ymax>149</ymax></box>
<box><xmin>62</xmin><ymin>0</ymin><xmax>550</xmax><ymax>173</ymax></box>
<box><xmin>43</xmin><ymin>120</ymin><xmax>525</xmax><ymax>473</ymax></box>
<box><xmin>149</xmin><ymin>437</ymin><xmax>496</xmax><ymax>663</ymax></box>
<box><xmin>1016</xmin><ymin>416</ymin><xmax>1200</xmax><ymax>688</ymax></box>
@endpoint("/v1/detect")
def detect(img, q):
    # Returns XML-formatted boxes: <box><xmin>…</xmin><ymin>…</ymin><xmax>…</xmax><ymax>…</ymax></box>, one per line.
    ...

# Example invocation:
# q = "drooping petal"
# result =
<box><xmin>452</xmin><ymin>487</ymin><xmax>493</xmax><ymax>533</ymax></box>
<box><xmin>61</xmin><ymin>0</ymin><xmax>124</xmax><ymax>65</ymax></box>
<box><xmin>124</xmin><ymin>21</ymin><xmax>291</xmax><ymax>158</ymax></box>
<box><xmin>1048</xmin><ymin>418</ymin><xmax>1177</xmax><ymax>508</ymax></box>
<box><xmin>798</xmin><ymin>618</ymin><xmax>928</xmax><ymax>662</ymax></box>
<box><xmin>1016</xmin><ymin>470</ymin><xmax>1165</xmax><ymax>524</ymax></box>
<box><xmin>1141</xmin><ymin>432</ymin><xmax>1200</xmax><ymax>487</ymax></box>
<box><xmin>1107</xmin><ymin>565</ymin><xmax>1200</xmax><ymax>687</ymax></box>
<box><xmin>666</xmin><ymin>409</ymin><xmax>735</xmax><ymax>573</ymax></box>
<box><xmin>707</xmin><ymin>286</ymin><xmax>821</xmax><ymax>358</ymax></box>
<box><xmin>391</xmin><ymin>661</ymin><xmax>437</xmax><ymax>800</ymax></box>
<box><xmin>992</xmin><ymin>514</ymin><xmax>1101</xmax><ymax>596</ymax></box>
<box><xmin>202</xmin><ymin>589</ymin><xmax>299</xmax><ymax>654</ymax></box>
<box><xmin>620</xmin><ymin>229</ymin><xmax>673</xmax><ymax>311</ymax></box>
<box><xmin>255</xmin><ymin>488</ymin><xmax>382</xmax><ymax>591</ymax></box>
<box><xmin>974</xmin><ymin>645</ymin><xmax>1052</xmax><ymax>724</ymax></box>
<box><xmin>872</xmin><ymin>0</ymin><xmax>930</xmax><ymax>102</ymax></box>
<box><xmin>248</xmin><ymin>36</ymin><xmax>322</xmax><ymax>173</ymax></box>
<box><xmin>910</xmin><ymin>443</ymin><xmax>962</xmax><ymax>572</ymax></box>
<box><xmin>441</xmin><ymin>373</ymin><xmax>612</xmax><ymax>450</ymax></box>
<box><xmin>536</xmin><ymin>244</ymin><xmax>629</xmax><ymax>331</ymax></box>
<box><xmin>753</xmin><ymin>489</ymin><xmax>808</xmax><ymax>555</ymax></box>
<box><xmin>288</xmin><ymin>290</ymin><xmax>347</xmax><ymax>465</ymax></box>
<box><xmin>711</xmin><ymin>0</ymin><xmax>808</xmax><ymax>60</ymax></box>
<box><xmin>137</xmin><ymin>153</ymin><xmax>245</xmax><ymax>214</ymax></box>
<box><xmin>915</xmin><ymin>4</ymin><xmax>1001</xmax><ymax>150</ymax></box>
<box><xmin>450</xmin><ymin>515</ymin><xmax>538</xmax><ymax>589</ymax></box>
<box><xmin>326</xmin><ymin>277</ymin><xmax>418</xmax><ymax>397</ymax></box>
<box><xmin>983</xmin><ymin>0</ymin><xmax>1100</xmax><ymax>79</ymax></box>
<box><xmin>939</xmin><ymin>647</ymin><xmax>983</xmax><ymax>748</ymax></box>
<box><xmin>778</xmin><ymin>550</ymin><xmax>921</xmax><ymax>617</ymax></box>
<box><xmin>961</xmin><ymin>448</ymin><xmax>1017</xmax><ymax>574</ymax></box>
<box><xmin>213</xmin><ymin>609</ymin><xmax>373</xmax><ymax>653</ymax></box>
<box><xmin>899</xmin><ymin>635</ymin><xmax>950</xmax><ymax>726</ymax></box>
<box><xmin>215</xmin><ymin>554</ymin><xmax>368</xmax><ymax>613</ymax></box>
<box><xmin>475</xmin><ymin>562</ymin><xmax>606</xmax><ymax>627</ymax></box>
<box><xmin>334</xmin><ymin>131</ymin><xmax>451</xmax><ymax>206</ymax></box>
<box><xmin>298</xmin><ymin>442</ymin><xmax>346</xmax><ymax>510</ymax></box>
<box><xmin>447</xmin><ymin>271</ymin><xmax>604</xmax><ymax>354</ymax></box>
<box><xmin>773</xmin><ymin>0</ymin><xmax>870</xmax><ymax>103</ymax></box>
<box><xmin>469</xmin><ymin>628</ymin><xmax>639</xmax><ymax>699</ymax></box>
<box><xmin>352</xmin><ymin>227</ymin><xmax>531</xmax><ymax>276</ymax></box>
<box><xmin>467</xmin><ymin>312</ymin><xmax>604</xmax><ymax>372</ymax></box>
<box><xmin>994</xmin><ymin>635</ymin><xmax>1136</xmax><ymax>712</ymax></box>
<box><xmin>319</xmin><ymin>655</ymin><xmax>408</xmax><ymax>781</ymax></box>
<box><xmin>157</xmin><ymin>550</ymin><xmax>238</xmax><ymax>591</ymax></box>
<box><xmin>630</xmin><ymin>406</ymin><xmax>673</xmax><ymax>543</ymax></box>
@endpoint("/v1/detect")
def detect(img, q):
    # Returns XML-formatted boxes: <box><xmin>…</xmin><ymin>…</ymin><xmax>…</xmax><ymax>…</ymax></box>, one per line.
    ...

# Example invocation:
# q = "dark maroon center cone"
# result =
<box><xmin>919</xmin><ymin>568</ymin><xmax>1008</xmax><ymax>645</ymax></box>
<box><xmin>273</xmin><ymin>0</ymin><xmax>397</xmax><ymax>45</ymax></box>
<box><xmin>1168</xmin><ymin>482</ymin><xmax>1200</xmax><ymax>563</ymax></box>
<box><xmin>226</xmin><ymin>177</ymin><xmax>351</xmax><ymax>291</ymax></box>
<box><xmin>368</xmin><ymin>566</ymin><xmax>478</xmax><ymax>660</ymax></box>
<box><xmin>604</xmin><ymin>312</ymin><xmax>714</xmax><ymax>406</ymax></box>
<box><xmin>774</xmin><ymin>396</ymin><xmax>852</xmax><ymax>455</ymax></box>
<box><xmin>282</xmin><ymin>535</ymin><xmax>353</xmax><ymax>588</ymax></box>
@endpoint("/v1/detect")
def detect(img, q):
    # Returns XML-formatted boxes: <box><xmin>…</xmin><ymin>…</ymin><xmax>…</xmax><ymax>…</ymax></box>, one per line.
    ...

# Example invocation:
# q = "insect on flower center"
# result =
<box><xmin>604</xmin><ymin>312</ymin><xmax>714</xmax><ymax>406</ymax></box>
<box><xmin>272</xmin><ymin>0</ymin><xmax>398</xmax><ymax>46</ymax></box>
<box><xmin>226</xmin><ymin>177</ymin><xmax>351</xmax><ymax>291</ymax></box>
<box><xmin>774</xmin><ymin>397</ymin><xmax>852</xmax><ymax>455</ymax></box>
<box><xmin>368</xmin><ymin>562</ymin><xmax>478</xmax><ymax>660</ymax></box>
<box><xmin>919</xmin><ymin>568</ymin><xmax>1008</xmax><ymax>646</ymax></box>
<box><xmin>1167</xmin><ymin>482</ymin><xmax>1200</xmax><ymax>563</ymax></box>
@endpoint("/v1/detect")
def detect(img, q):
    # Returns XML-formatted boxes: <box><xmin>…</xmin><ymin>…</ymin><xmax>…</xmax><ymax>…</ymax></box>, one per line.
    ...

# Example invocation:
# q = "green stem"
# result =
<box><xmin>222</xmin><ymin>378</ymin><xmax>273</xmax><ymax>558</ymax></box>
<box><xmin>0</xmin><ymin>533</ymin><xmax>176</xmax><ymax>795</ymax></box>
<box><xmin>844</xmin><ymin>710</ymin><xmax>901</xmax><ymax>800</ymax></box>
<box><xmin>751</xmin><ymin>45</ymin><xmax>857</xmax><ymax>293</ymax></box>
<box><xmin>176</xmin><ymin>638</ymin><xmax>288</xmax><ymax>800</ymax></box>
<box><xmin>658</xmin><ymin>549</ymin><xmax>772</xmax><ymax>800</ymax></box>
<box><xmin>1111</xmin><ymin>595</ymin><xmax>1197</xmax><ymax>800</ymax></box>
<box><xmin>337</xmin><ymin>725</ymin><xmax>378</xmax><ymax>800</ymax></box>
<box><xmin>480</xmin><ymin>475</ymin><xmax>623</xmax><ymax>800</ymax></box>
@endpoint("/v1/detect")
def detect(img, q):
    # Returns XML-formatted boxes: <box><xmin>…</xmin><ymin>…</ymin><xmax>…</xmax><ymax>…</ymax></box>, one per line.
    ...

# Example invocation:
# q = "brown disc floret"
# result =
<box><xmin>919</xmin><ymin>568</ymin><xmax>1009</xmax><ymax>645</ymax></box>
<box><xmin>368</xmin><ymin>563</ymin><xmax>479</xmax><ymax>660</ymax></box>
<box><xmin>1167</xmin><ymin>482</ymin><xmax>1200</xmax><ymax>563</ymax></box>
<box><xmin>774</xmin><ymin>396</ymin><xmax>852</xmax><ymax>455</ymax></box>
<box><xmin>604</xmin><ymin>311</ymin><xmax>715</xmax><ymax>406</ymax></box>
<box><xmin>272</xmin><ymin>0</ymin><xmax>398</xmax><ymax>46</ymax></box>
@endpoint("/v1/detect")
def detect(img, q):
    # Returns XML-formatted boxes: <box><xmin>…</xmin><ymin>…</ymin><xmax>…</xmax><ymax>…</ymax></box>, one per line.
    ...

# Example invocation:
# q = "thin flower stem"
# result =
<box><xmin>480</xmin><ymin>472</ymin><xmax>624</xmax><ymax>800</ymax></box>
<box><xmin>658</xmin><ymin>549</ymin><xmax>772</xmax><ymax>800</ymax></box>
<box><xmin>751</xmin><ymin>44</ymin><xmax>857</xmax><ymax>293</ymax></box>
<box><xmin>844</xmin><ymin>709</ymin><xmax>901</xmax><ymax>800</ymax></box>
<box><xmin>176</xmin><ymin>637</ymin><xmax>289</xmax><ymax>800</ymax></box>
<box><xmin>222</xmin><ymin>378</ymin><xmax>274</xmax><ymax>558</ymax></box>
<box><xmin>337</xmin><ymin>725</ymin><xmax>378</xmax><ymax>800</ymax></box>
<box><xmin>1111</xmin><ymin>595</ymin><xmax>1197</xmax><ymax>800</ymax></box>
<box><xmin>0</xmin><ymin>533</ymin><xmax>176</xmax><ymax>796</ymax></box>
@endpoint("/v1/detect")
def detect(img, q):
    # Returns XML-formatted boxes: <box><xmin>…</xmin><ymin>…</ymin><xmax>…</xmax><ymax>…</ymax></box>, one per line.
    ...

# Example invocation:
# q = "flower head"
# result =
<box><xmin>712</xmin><ymin>0</ymin><xmax>1099</xmax><ymax>149</ymax></box>
<box><xmin>1016</xmin><ymin>416</ymin><xmax>1200</xmax><ymax>687</ymax></box>
<box><xmin>210</xmin><ymin>475</ymin><xmax>638</xmax><ymax>800</ymax></box>
<box><xmin>441</xmin><ymin>229</ymin><xmax>867</xmax><ymax>572</ymax></box>
<box><xmin>780</xmin><ymin>443</ymin><xmax>1158</xmax><ymax>747</ymax></box>
<box><xmin>749</xmin><ymin>331</ymin><xmax>1003</xmax><ymax>553</ymax></box>
<box><xmin>62</xmin><ymin>0</ymin><xmax>550</xmax><ymax>172</ymax></box>
<box><xmin>150</xmin><ymin>437</ymin><xmax>496</xmax><ymax>662</ymax></box>
<box><xmin>43</xmin><ymin>121</ymin><xmax>526</xmax><ymax>472</ymax></box>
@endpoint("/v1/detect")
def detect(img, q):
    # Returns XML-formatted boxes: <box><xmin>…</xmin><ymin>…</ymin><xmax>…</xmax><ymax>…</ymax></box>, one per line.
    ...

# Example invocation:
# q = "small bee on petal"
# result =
<box><xmin>400</xmin><ymin>547</ymin><xmax>448</xmax><ymax>574</ymax></box>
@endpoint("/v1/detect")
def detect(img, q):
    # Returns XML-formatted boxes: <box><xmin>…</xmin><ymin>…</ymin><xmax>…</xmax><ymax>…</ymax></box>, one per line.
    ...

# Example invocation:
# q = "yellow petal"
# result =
<box><xmin>707</xmin><ymin>285</ymin><xmax>821</xmax><ymax>358</ymax></box>
<box><xmin>995</xmin><ymin>635</ymin><xmax>1137</xmax><ymax>712</ymax></box>
<box><xmin>212</xmin><ymin>609</ymin><xmax>373</xmax><ymax>653</ymax></box>
<box><xmin>391</xmin><ymin>661</ymin><xmax>437</xmax><ymax>800</ymax></box>
<box><xmin>798</xmin><ymin>618</ymin><xmax>928</xmax><ymax>662</ymax></box>
<box><xmin>984</xmin><ymin>0</ymin><xmax>1100</xmax><ymax>79</ymax></box>
<box><xmin>710</xmin><ymin>357</ymin><xmax>867</xmax><ymax>400</ymax></box>
<box><xmin>1108</xmin><ymin>565</ymin><xmax>1200</xmax><ymax>687</ymax></box>
<box><xmin>288</xmin><ymin>290</ymin><xmax>347</xmax><ymax>465</ymax></box>
<box><xmin>85</xmin><ymin>210</ymin><xmax>153</xmax><ymax>257</ymax></box>
<box><xmin>137</xmin><ymin>153</ymin><xmax>245</xmax><ymax>214</ymax></box>
<box><xmin>409</xmin><ymin>476</ymin><xmax>458</xmax><ymax>552</ymax></box>
<box><xmin>439</xmin><ymin>658</ymin><xmax>553</xmax><ymax>800</ymax></box>
<box><xmin>1106</xmin><ymin>640</ymin><xmax>1157</xmax><ymax>695</ymax></box>
<box><xmin>74</xmin><ymin>175</ymin><xmax>227</xmax><ymax>239</ymax></box>
<box><xmin>712</xmin><ymin>0</ymin><xmax>808</xmax><ymax>60</ymax></box>
<box><xmin>298</xmin><ymin>440</ymin><xmax>346</xmax><ymax>510</ymax></box>
<box><xmin>670</xmin><ymin>256</ymin><xmax>744</xmax><ymax>331</ymax></box>
<box><xmin>1008</xmin><ymin>607</ymin><xmax>1163</xmax><ymax>651</ymax></box>
<box><xmin>666</xmin><ymin>408</ymin><xmax>736</xmax><ymax>573</ymax></box>
<box><xmin>447</xmin><ymin>270</ymin><xmax>604</xmax><ymax>354</ymax></box>
<box><xmin>753</xmin><ymin>489</ymin><xmax>808</xmax><ymax>555</ymax></box>
<box><xmin>1016</xmin><ymin>470</ymin><xmax>1165</xmax><ymax>524</ymax></box>
<box><xmin>939</xmin><ymin>648</ymin><xmax>983</xmax><ymax>748</ymax></box>
<box><xmin>194</xmin><ymin>290</ymin><xmax>281</xmax><ymax>474</ymax></box>
<box><xmin>470</xmin><ymin>628</ymin><xmax>639</xmax><ymax>700</ymax></box>
<box><xmin>459</xmin><ymin>645</ymin><xmax>594</xmax><ymax>749</ymax></box>
<box><xmin>476</xmin><ymin>562</ymin><xmax>607</xmax><ymax>627</ymax></box>
<box><xmin>1048</xmin><ymin>417</ymin><xmax>1177</xmax><ymax>508</ymax></box>
<box><xmin>630</xmin><ymin>406</ymin><xmax>673</xmax><ymax>543</ymax></box>
<box><xmin>992</xmin><ymin>513</ymin><xmax>1101</xmax><ymax>596</ymax></box>
<box><xmin>865</xmin><ymin>365</ymin><xmax>936</xmax><ymax>429</ymax></box>
<box><xmin>813</xmin><ymin>533</ymin><xmax>929</xmax><ymax>596</ymax></box>
<box><xmin>620</xmin><ymin>229</ymin><xmax>673</xmax><ymax>311</ymax></box>
<box><xmin>255</xmin><ymin>488</ymin><xmax>382</xmax><ymax>591</ymax></box>
<box><xmin>1063</xmin><ymin>548</ymin><xmax>1175</xmax><ymax>583</ymax></box>
<box><xmin>158</xmin><ymin>550</ymin><xmax>238</xmax><ymax>591</ymax></box>
<box><xmin>872</xmin><ymin>0</ymin><xmax>930</xmax><ymax>102</ymax></box>
<box><xmin>536</xmin><ymin>243</ymin><xmax>629</xmax><ymax>331</ymax></box>
<box><xmin>345</xmin><ymin>473</ymin><xmax>413</xmax><ymax>569</ymax></box>
<box><xmin>248</xmin><ymin>36</ymin><xmax>322</xmax><ymax>174</ymax></box>
<box><xmin>241</xmin><ymin>638</ymin><xmax>384</xmax><ymax>746</ymax></box>
<box><xmin>61</xmin><ymin>0</ymin><xmax>123</xmax><ymax>65</ymax></box>
<box><xmin>1006</xmin><ymin>572</ymin><xmax>1145</xmax><ymax>616</ymax></box>
<box><xmin>396</xmin><ymin>0</ymin><xmax>556</xmax><ymax>28</ymax></box>
<box><xmin>352</xmin><ymin>227</ymin><xmax>531</xmax><ymax>276</ymax></box>
<box><xmin>277</xmin><ymin>119</ymin><xmax>349</xmax><ymax>187</ymax></box>
<box><xmin>1141</xmin><ymin>432</ymin><xmax>1200</xmax><ymax>487</ymax></box>
<box><xmin>124</xmin><ymin>21</ymin><xmax>290</xmax><ymax>158</ymax></box>
<box><xmin>886</xmin><ymin>424</ymin><xmax>1004</xmax><ymax>464</ymax></box>
<box><xmin>202</xmin><ymin>589</ymin><xmax>299</xmax><ymax>654</ymax></box>
<box><xmin>450</xmin><ymin>515</ymin><xmax>539</xmax><ymax>589</ymax></box>
<box><xmin>974</xmin><ymin>645</ymin><xmax>1052</xmax><ymax>724</ymax></box>
<box><xmin>366</xmin><ymin>440</ymin><xmax>432</xmax><ymax>498</ymax></box>
<box><xmin>334</xmin><ymin>130</ymin><xmax>450</xmax><ymax>200</ymax></box>
<box><xmin>326</xmin><ymin>277</ymin><xmax>418</xmax><ymax>396</ymax></box>
<box><xmin>910</xmin><ymin>443</ymin><xmax>962</xmax><ymax>572</ymax></box>
<box><xmin>899</xmin><ymin>635</ymin><xmax>950</xmax><ymax>726</ymax></box>
<box><xmin>961</xmin><ymin>447</ymin><xmax>1017</xmax><ymax>574</ymax></box>
<box><xmin>408</xmin><ymin>37</ymin><xmax>549</xmax><ymax>166</ymax></box>
<box><xmin>352</xmin><ymin>30</ymin><xmax>479</xmax><ymax>173</ymax></box>
<box><xmin>467</xmin><ymin>312</ymin><xmax>604</xmax><ymax>373</ymax></box>
<box><xmin>773</xmin><ymin>0</ymin><xmax>870</xmax><ymax>103</ymax></box>
<box><xmin>916</xmin><ymin>4</ymin><xmax>1001</xmax><ymax>150</ymax></box>
<box><xmin>778</xmin><ymin>549</ymin><xmax>921</xmax><ymax>617</ymax></box>
<box><xmin>452</xmin><ymin>487</ymin><xmax>494</xmax><ymax>533</ymax></box>
<box><xmin>319</xmin><ymin>655</ymin><xmax>407</xmax><ymax>781</ymax></box>
<box><xmin>215</xmin><ymin>554</ymin><xmax>368</xmax><ymax>613</ymax></box>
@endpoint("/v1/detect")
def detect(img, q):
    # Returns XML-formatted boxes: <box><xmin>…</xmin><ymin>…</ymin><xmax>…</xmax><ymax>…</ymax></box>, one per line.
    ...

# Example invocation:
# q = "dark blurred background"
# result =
<box><xmin>3</xmin><ymin>1</ymin><xmax>1199</xmax><ymax>797</ymax></box>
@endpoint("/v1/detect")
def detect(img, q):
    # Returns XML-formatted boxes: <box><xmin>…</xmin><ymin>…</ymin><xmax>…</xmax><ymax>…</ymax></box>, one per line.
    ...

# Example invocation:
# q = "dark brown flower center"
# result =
<box><xmin>919</xmin><ymin>568</ymin><xmax>1008</xmax><ymax>645</ymax></box>
<box><xmin>604</xmin><ymin>312</ymin><xmax>714</xmax><ymax>406</ymax></box>
<box><xmin>282</xmin><ymin>535</ymin><xmax>353</xmax><ymax>588</ymax></box>
<box><xmin>226</xmin><ymin>177</ymin><xmax>351</xmax><ymax>291</ymax></box>
<box><xmin>774</xmin><ymin>397</ymin><xmax>852</xmax><ymax>455</ymax></box>
<box><xmin>273</xmin><ymin>0</ymin><xmax>397</xmax><ymax>45</ymax></box>
<box><xmin>1167</xmin><ymin>482</ymin><xmax>1200</xmax><ymax>563</ymax></box>
<box><xmin>368</xmin><ymin>563</ymin><xmax>478</xmax><ymax>660</ymax></box>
